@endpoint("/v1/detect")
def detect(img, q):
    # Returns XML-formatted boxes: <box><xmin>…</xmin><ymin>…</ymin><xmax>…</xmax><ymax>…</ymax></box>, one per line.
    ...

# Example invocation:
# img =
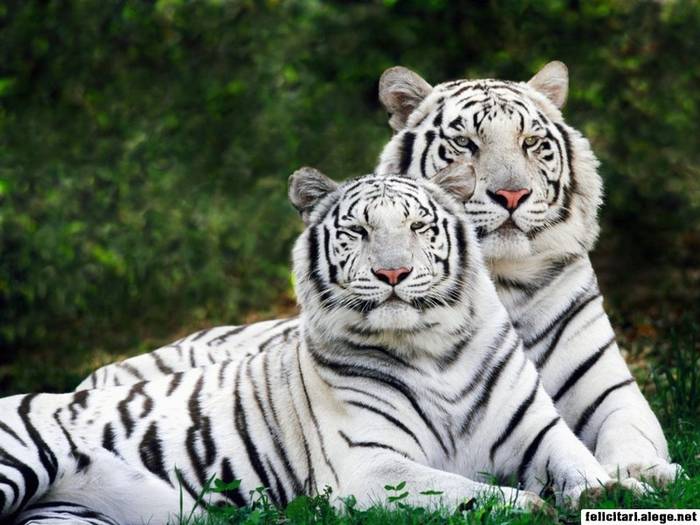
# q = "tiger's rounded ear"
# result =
<box><xmin>527</xmin><ymin>61</ymin><xmax>569</xmax><ymax>109</ymax></box>
<box><xmin>289</xmin><ymin>167</ymin><xmax>339</xmax><ymax>224</ymax></box>
<box><xmin>379</xmin><ymin>66</ymin><xmax>433</xmax><ymax>132</ymax></box>
<box><xmin>431</xmin><ymin>160</ymin><xmax>476</xmax><ymax>203</ymax></box>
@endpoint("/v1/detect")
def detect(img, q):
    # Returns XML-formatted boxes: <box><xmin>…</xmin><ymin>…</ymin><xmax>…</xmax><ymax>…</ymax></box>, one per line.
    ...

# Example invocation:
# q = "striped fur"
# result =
<box><xmin>1</xmin><ymin>174</ymin><xmax>633</xmax><ymax>524</ymax></box>
<box><xmin>78</xmin><ymin>63</ymin><xmax>680</xmax><ymax>486</ymax></box>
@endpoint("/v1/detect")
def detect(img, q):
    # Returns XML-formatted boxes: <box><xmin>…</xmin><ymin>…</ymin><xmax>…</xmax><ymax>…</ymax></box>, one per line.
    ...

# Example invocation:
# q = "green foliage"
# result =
<box><xmin>174</xmin><ymin>455</ymin><xmax>700</xmax><ymax>524</ymax></box>
<box><xmin>650</xmin><ymin>318</ymin><xmax>700</xmax><ymax>424</ymax></box>
<box><xmin>0</xmin><ymin>0</ymin><xmax>698</xmax><ymax>389</ymax></box>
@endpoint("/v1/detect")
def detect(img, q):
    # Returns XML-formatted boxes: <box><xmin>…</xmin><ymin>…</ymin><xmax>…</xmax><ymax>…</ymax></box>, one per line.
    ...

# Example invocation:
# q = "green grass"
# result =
<box><xmin>171</xmin><ymin>464</ymin><xmax>700</xmax><ymax>525</ymax></box>
<box><xmin>168</xmin><ymin>321</ymin><xmax>700</xmax><ymax>525</ymax></box>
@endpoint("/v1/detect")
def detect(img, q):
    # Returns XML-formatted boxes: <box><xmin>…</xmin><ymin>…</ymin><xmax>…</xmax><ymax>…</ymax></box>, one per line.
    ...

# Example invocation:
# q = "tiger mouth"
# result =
<box><xmin>501</xmin><ymin>218</ymin><xmax>524</xmax><ymax>230</ymax></box>
<box><xmin>475</xmin><ymin>218</ymin><xmax>526</xmax><ymax>239</ymax></box>
<box><xmin>382</xmin><ymin>293</ymin><xmax>410</xmax><ymax>306</ymax></box>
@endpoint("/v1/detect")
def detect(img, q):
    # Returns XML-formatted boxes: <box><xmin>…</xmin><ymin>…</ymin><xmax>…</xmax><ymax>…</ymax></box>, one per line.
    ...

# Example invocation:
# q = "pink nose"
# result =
<box><xmin>493</xmin><ymin>188</ymin><xmax>531</xmax><ymax>211</ymax></box>
<box><xmin>373</xmin><ymin>267</ymin><xmax>412</xmax><ymax>286</ymax></box>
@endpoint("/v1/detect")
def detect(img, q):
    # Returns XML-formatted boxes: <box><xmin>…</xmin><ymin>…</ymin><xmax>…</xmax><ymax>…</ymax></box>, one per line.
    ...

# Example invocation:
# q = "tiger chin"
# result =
<box><xmin>0</xmin><ymin>168</ymin><xmax>647</xmax><ymax>524</ymax></box>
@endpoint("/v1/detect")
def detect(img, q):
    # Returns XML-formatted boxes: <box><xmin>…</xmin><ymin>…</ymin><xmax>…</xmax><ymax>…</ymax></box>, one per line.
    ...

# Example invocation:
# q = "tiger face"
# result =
<box><xmin>289</xmin><ymin>166</ymin><xmax>479</xmax><ymax>339</ymax></box>
<box><xmin>377</xmin><ymin>62</ymin><xmax>602</xmax><ymax>267</ymax></box>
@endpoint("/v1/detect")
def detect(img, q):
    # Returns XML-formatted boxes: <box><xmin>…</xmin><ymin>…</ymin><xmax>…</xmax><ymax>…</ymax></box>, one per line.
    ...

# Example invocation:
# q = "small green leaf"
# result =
<box><xmin>420</xmin><ymin>489</ymin><xmax>444</xmax><ymax>496</ymax></box>
<box><xmin>211</xmin><ymin>478</ymin><xmax>242</xmax><ymax>493</ymax></box>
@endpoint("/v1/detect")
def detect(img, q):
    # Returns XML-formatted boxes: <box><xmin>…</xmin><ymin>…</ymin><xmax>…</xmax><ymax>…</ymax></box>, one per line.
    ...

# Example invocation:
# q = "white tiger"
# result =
<box><xmin>2</xmin><ymin>170</ymin><xmax>647</xmax><ymax>525</ymax></box>
<box><xmin>78</xmin><ymin>62</ymin><xmax>680</xmax><ymax>486</ymax></box>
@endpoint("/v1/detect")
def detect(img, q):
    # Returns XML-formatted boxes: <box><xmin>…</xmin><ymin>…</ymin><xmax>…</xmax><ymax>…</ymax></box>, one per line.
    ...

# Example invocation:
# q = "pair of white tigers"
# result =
<box><xmin>0</xmin><ymin>62</ymin><xmax>680</xmax><ymax>524</ymax></box>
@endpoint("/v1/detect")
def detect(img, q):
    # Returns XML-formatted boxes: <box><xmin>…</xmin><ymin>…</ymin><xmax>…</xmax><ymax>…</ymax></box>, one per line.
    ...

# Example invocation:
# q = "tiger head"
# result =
<box><xmin>289</xmin><ymin>165</ymin><xmax>491</xmax><ymax>348</ymax></box>
<box><xmin>377</xmin><ymin>62</ymin><xmax>602</xmax><ymax>276</ymax></box>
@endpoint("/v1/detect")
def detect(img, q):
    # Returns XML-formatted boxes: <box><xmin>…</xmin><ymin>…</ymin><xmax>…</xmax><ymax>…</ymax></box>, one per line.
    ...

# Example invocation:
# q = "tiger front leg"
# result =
<box><xmin>339</xmin><ymin>451</ymin><xmax>545</xmax><ymax>511</ymax></box>
<box><xmin>580</xmin><ymin>383</ymin><xmax>682</xmax><ymax>486</ymax></box>
<box><xmin>506</xmin><ymin>411</ymin><xmax>649</xmax><ymax>508</ymax></box>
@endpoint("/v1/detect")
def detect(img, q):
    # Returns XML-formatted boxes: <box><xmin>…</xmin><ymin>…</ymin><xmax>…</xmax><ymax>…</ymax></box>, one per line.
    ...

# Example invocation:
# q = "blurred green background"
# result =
<box><xmin>1</xmin><ymin>0</ymin><xmax>699</xmax><ymax>394</ymax></box>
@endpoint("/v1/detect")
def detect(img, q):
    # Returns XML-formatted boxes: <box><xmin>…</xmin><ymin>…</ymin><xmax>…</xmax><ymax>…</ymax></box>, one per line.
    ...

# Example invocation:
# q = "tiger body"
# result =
<box><xmin>79</xmin><ymin>63</ymin><xmax>678</xmax><ymax>483</ymax></box>
<box><xmin>2</xmin><ymin>173</ymin><xmax>631</xmax><ymax>524</ymax></box>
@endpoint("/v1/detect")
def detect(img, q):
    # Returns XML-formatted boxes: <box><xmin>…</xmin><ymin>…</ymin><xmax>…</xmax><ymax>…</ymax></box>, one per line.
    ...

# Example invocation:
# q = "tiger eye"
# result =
<box><xmin>411</xmin><ymin>221</ymin><xmax>427</xmax><ymax>231</ymax></box>
<box><xmin>348</xmin><ymin>224</ymin><xmax>368</xmax><ymax>237</ymax></box>
<box><xmin>523</xmin><ymin>136</ymin><xmax>540</xmax><ymax>147</ymax></box>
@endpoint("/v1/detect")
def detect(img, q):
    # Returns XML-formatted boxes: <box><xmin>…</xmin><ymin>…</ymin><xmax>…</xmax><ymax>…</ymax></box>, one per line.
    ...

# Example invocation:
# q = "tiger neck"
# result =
<box><xmin>299</xmin><ymin>269</ymin><xmax>504</xmax><ymax>365</ymax></box>
<box><xmin>488</xmin><ymin>252</ymin><xmax>598</xmax><ymax>315</ymax></box>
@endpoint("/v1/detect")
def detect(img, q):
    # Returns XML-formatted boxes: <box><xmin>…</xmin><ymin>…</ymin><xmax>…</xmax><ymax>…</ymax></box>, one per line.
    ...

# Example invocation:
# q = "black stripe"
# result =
<box><xmin>17</xmin><ymin>502</ymin><xmax>120</xmax><ymax>525</ymax></box>
<box><xmin>174</xmin><ymin>467</ymin><xmax>201</xmax><ymax>504</ymax></box>
<box><xmin>0</xmin><ymin>470</ymin><xmax>19</xmax><ymax>510</ymax></box>
<box><xmin>0</xmin><ymin>445</ymin><xmax>40</xmax><ymax>513</ymax></box>
<box><xmin>296</xmin><ymin>346</ymin><xmax>340</xmax><ymax>486</ymax></box>
<box><xmin>233</xmin><ymin>361</ymin><xmax>274</xmax><ymax>497</ymax></box>
<box><xmin>101</xmin><ymin>423</ymin><xmax>117</xmax><ymax>455</ymax></box>
<box><xmin>420</xmin><ymin>130</ymin><xmax>435</xmax><ymax>178</ymax></box>
<box><xmin>68</xmin><ymin>390</ymin><xmax>89</xmax><ymax>423</ymax></box>
<box><xmin>436</xmin><ymin>331</ymin><xmax>472</xmax><ymax>369</ymax></box>
<box><xmin>116</xmin><ymin>383</ymin><xmax>152</xmax><ymax>438</ymax></box>
<box><xmin>459</xmin><ymin>337</ymin><xmax>518</xmax><ymax>435</ymax></box>
<box><xmin>447</xmin><ymin>321</ymin><xmax>510</xmax><ymax>403</ymax></box>
<box><xmin>118</xmin><ymin>362</ymin><xmax>144</xmax><ymax>381</ymax></box>
<box><xmin>342</xmin><ymin>341</ymin><xmax>417</xmax><ymax>370</ymax></box>
<box><xmin>338</xmin><ymin>430</ymin><xmax>411</xmax><ymax>459</ymax></box>
<box><xmin>524</xmin><ymin>288</ymin><xmax>597</xmax><ymax>349</ymax></box>
<box><xmin>346</xmin><ymin>400</ymin><xmax>427</xmax><ymax>458</ymax></box>
<box><xmin>138</xmin><ymin>421</ymin><xmax>172</xmax><ymax>486</ymax></box>
<box><xmin>220</xmin><ymin>457</ymin><xmax>247</xmax><ymax>506</ymax></box>
<box><xmin>283</xmin><ymin>358</ymin><xmax>315</xmax><ymax>494</ymax></box>
<box><xmin>517</xmin><ymin>417</ymin><xmax>560</xmax><ymax>484</ymax></box>
<box><xmin>323</xmin><ymin>226</ymin><xmax>338</xmax><ymax>284</ymax></box>
<box><xmin>308</xmin><ymin>343</ymin><xmax>449</xmax><ymax>456</ymax></box>
<box><xmin>0</xmin><ymin>421</ymin><xmax>25</xmax><ymax>446</ymax></box>
<box><xmin>489</xmin><ymin>379</ymin><xmax>540</xmax><ymax>461</ymax></box>
<box><xmin>206</xmin><ymin>325</ymin><xmax>248</xmax><ymax>346</ymax></box>
<box><xmin>53</xmin><ymin>410</ymin><xmax>90</xmax><ymax>472</ymax></box>
<box><xmin>18</xmin><ymin>395</ymin><xmax>58</xmax><ymax>483</ymax></box>
<box><xmin>191</xmin><ymin>328</ymin><xmax>212</xmax><ymax>341</ymax></box>
<box><xmin>574</xmin><ymin>378</ymin><xmax>635</xmax><ymax>436</ymax></box>
<box><xmin>166</xmin><ymin>372</ymin><xmax>184</xmax><ymax>396</ymax></box>
<box><xmin>265</xmin><ymin>457</ymin><xmax>288</xmax><ymax>507</ymax></box>
<box><xmin>186</xmin><ymin>375</ymin><xmax>217</xmax><ymax>486</ymax></box>
<box><xmin>307</xmin><ymin>226</ymin><xmax>331</xmax><ymax>308</ymax></box>
<box><xmin>398</xmin><ymin>132</ymin><xmax>416</xmax><ymax>173</ymax></box>
<box><xmin>151</xmin><ymin>352</ymin><xmax>174</xmax><ymax>375</ymax></box>
<box><xmin>248</xmin><ymin>354</ymin><xmax>303</xmax><ymax>498</ymax></box>
<box><xmin>555</xmin><ymin>122</ymin><xmax>576</xmax><ymax>202</ymax></box>
<box><xmin>534</xmin><ymin>294</ymin><xmax>601</xmax><ymax>369</ymax></box>
<box><xmin>552</xmin><ymin>337</ymin><xmax>615</xmax><ymax>402</ymax></box>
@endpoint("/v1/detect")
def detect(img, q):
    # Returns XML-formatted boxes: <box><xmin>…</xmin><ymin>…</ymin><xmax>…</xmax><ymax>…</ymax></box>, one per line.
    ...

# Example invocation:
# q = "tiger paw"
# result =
<box><xmin>604</xmin><ymin>460</ymin><xmax>684</xmax><ymax>486</ymax></box>
<box><xmin>563</xmin><ymin>478</ymin><xmax>651</xmax><ymax>508</ymax></box>
<box><xmin>507</xmin><ymin>489</ymin><xmax>553</xmax><ymax>515</ymax></box>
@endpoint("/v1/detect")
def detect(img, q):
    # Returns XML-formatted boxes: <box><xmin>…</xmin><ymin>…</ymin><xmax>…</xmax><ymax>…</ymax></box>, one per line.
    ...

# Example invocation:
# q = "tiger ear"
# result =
<box><xmin>431</xmin><ymin>160</ymin><xmax>476</xmax><ymax>203</ymax></box>
<box><xmin>288</xmin><ymin>167</ymin><xmax>339</xmax><ymax>224</ymax></box>
<box><xmin>379</xmin><ymin>66</ymin><xmax>433</xmax><ymax>132</ymax></box>
<box><xmin>527</xmin><ymin>61</ymin><xmax>569</xmax><ymax>109</ymax></box>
